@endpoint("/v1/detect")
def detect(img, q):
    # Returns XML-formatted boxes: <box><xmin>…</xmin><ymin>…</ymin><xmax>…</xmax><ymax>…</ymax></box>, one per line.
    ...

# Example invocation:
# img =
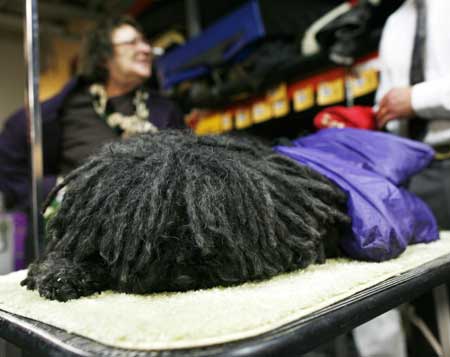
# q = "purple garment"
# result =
<box><xmin>11</xmin><ymin>212</ymin><xmax>27</xmax><ymax>270</ymax></box>
<box><xmin>0</xmin><ymin>78</ymin><xmax>185</xmax><ymax>210</ymax></box>
<box><xmin>275</xmin><ymin>128</ymin><xmax>438</xmax><ymax>261</ymax></box>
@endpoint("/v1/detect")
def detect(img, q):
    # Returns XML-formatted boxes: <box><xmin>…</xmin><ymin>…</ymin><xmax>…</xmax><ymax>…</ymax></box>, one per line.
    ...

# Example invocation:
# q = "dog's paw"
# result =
<box><xmin>37</xmin><ymin>272</ymin><xmax>83</xmax><ymax>302</ymax></box>
<box><xmin>21</xmin><ymin>253</ymin><xmax>110</xmax><ymax>301</ymax></box>
<box><xmin>20</xmin><ymin>261</ymin><xmax>44</xmax><ymax>290</ymax></box>
<box><xmin>20</xmin><ymin>276</ymin><xmax>35</xmax><ymax>289</ymax></box>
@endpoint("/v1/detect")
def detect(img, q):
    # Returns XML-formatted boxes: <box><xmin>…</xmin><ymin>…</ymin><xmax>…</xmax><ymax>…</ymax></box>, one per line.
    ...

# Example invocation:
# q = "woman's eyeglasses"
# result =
<box><xmin>113</xmin><ymin>37</ymin><xmax>151</xmax><ymax>47</ymax></box>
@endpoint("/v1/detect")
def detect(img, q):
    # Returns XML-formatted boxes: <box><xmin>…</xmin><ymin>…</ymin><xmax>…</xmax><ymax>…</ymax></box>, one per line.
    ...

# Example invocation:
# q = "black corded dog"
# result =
<box><xmin>21</xmin><ymin>131</ymin><xmax>350</xmax><ymax>301</ymax></box>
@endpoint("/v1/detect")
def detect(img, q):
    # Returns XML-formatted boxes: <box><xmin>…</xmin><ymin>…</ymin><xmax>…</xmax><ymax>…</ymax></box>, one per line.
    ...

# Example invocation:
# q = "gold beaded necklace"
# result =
<box><xmin>89</xmin><ymin>84</ymin><xmax>158</xmax><ymax>138</ymax></box>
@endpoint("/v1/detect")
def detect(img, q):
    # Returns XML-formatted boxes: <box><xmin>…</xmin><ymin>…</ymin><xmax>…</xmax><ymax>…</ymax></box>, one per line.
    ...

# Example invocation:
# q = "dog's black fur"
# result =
<box><xmin>21</xmin><ymin>131</ymin><xmax>350</xmax><ymax>301</ymax></box>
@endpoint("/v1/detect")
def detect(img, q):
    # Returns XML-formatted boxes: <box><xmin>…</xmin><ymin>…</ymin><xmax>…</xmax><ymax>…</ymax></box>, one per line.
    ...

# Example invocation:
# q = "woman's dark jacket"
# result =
<box><xmin>0</xmin><ymin>78</ymin><xmax>185</xmax><ymax>210</ymax></box>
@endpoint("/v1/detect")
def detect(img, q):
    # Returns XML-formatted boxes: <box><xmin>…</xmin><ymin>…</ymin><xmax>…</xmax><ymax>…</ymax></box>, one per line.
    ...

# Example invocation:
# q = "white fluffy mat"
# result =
<box><xmin>1</xmin><ymin>232</ymin><xmax>450</xmax><ymax>350</ymax></box>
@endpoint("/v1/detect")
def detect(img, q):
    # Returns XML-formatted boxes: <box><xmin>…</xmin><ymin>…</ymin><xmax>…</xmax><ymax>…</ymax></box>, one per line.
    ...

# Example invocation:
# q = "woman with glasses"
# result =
<box><xmin>0</xmin><ymin>16</ymin><xmax>185</xmax><ymax>213</ymax></box>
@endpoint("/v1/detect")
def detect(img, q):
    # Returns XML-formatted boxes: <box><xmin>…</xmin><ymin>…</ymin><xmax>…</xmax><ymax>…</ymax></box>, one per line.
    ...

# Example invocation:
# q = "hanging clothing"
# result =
<box><xmin>275</xmin><ymin>128</ymin><xmax>438</xmax><ymax>261</ymax></box>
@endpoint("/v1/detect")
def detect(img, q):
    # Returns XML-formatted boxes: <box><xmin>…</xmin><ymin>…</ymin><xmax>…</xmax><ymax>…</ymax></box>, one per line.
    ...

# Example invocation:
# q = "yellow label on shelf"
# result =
<box><xmin>317</xmin><ymin>78</ymin><xmax>345</xmax><ymax>106</ymax></box>
<box><xmin>267</xmin><ymin>83</ymin><xmax>289</xmax><ymax>118</ymax></box>
<box><xmin>195</xmin><ymin>114</ymin><xmax>222</xmax><ymax>135</ymax></box>
<box><xmin>235</xmin><ymin>108</ymin><xmax>252</xmax><ymax>129</ymax></box>
<box><xmin>272</xmin><ymin>99</ymin><xmax>289</xmax><ymax>118</ymax></box>
<box><xmin>350</xmin><ymin>69</ymin><xmax>379</xmax><ymax>98</ymax></box>
<box><xmin>267</xmin><ymin>83</ymin><xmax>288</xmax><ymax>102</ymax></box>
<box><xmin>293</xmin><ymin>86</ymin><xmax>314</xmax><ymax>112</ymax></box>
<box><xmin>221</xmin><ymin>112</ymin><xmax>233</xmax><ymax>132</ymax></box>
<box><xmin>252</xmin><ymin>101</ymin><xmax>272</xmax><ymax>123</ymax></box>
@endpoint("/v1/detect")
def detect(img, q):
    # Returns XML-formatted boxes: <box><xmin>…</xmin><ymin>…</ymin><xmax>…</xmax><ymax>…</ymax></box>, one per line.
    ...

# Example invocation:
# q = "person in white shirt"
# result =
<box><xmin>373</xmin><ymin>2</ymin><xmax>450</xmax><ymax>356</ymax></box>
<box><xmin>376</xmin><ymin>0</ymin><xmax>450</xmax><ymax>229</ymax></box>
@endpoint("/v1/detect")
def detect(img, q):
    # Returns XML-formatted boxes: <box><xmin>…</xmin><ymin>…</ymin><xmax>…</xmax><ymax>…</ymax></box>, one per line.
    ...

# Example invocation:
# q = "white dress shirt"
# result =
<box><xmin>375</xmin><ymin>0</ymin><xmax>450</xmax><ymax>146</ymax></box>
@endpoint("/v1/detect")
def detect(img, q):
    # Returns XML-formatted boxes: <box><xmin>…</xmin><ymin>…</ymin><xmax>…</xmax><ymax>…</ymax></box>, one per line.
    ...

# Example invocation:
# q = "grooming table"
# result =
<box><xmin>1</xmin><ymin>232</ymin><xmax>450</xmax><ymax>357</ymax></box>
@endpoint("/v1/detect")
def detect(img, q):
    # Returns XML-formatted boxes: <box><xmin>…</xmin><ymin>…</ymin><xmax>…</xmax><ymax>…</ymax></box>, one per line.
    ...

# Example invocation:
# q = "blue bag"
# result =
<box><xmin>275</xmin><ymin>128</ymin><xmax>438</xmax><ymax>261</ymax></box>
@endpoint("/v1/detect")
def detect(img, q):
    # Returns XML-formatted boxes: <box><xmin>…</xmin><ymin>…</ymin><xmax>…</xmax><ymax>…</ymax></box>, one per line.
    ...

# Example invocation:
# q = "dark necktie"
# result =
<box><xmin>409</xmin><ymin>0</ymin><xmax>428</xmax><ymax>140</ymax></box>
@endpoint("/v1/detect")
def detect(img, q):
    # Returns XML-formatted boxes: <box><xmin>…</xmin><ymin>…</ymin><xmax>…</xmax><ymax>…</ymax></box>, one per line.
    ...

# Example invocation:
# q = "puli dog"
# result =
<box><xmin>21</xmin><ymin>131</ymin><xmax>350</xmax><ymax>301</ymax></box>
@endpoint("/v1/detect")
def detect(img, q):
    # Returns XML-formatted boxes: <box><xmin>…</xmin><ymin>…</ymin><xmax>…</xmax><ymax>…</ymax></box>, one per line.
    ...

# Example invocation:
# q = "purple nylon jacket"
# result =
<box><xmin>275</xmin><ymin>128</ymin><xmax>439</xmax><ymax>262</ymax></box>
<box><xmin>0</xmin><ymin>78</ymin><xmax>185</xmax><ymax>210</ymax></box>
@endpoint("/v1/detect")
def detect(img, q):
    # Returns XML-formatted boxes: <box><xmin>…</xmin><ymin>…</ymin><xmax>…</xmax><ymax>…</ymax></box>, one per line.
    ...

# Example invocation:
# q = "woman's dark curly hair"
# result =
<box><xmin>78</xmin><ymin>15</ymin><xmax>145</xmax><ymax>83</ymax></box>
<box><xmin>22</xmin><ymin>131</ymin><xmax>350</xmax><ymax>301</ymax></box>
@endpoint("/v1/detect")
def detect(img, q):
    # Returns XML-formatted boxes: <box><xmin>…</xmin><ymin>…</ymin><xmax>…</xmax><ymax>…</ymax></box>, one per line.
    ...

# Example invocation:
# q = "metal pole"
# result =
<box><xmin>185</xmin><ymin>0</ymin><xmax>201</xmax><ymax>39</ymax></box>
<box><xmin>24</xmin><ymin>0</ymin><xmax>44</xmax><ymax>258</ymax></box>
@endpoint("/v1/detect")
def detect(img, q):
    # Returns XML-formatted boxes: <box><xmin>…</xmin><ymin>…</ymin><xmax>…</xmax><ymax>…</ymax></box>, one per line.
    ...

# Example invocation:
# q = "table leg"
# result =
<box><xmin>433</xmin><ymin>285</ymin><xmax>450</xmax><ymax>357</ymax></box>
<box><xmin>0</xmin><ymin>338</ymin><xmax>22</xmax><ymax>357</ymax></box>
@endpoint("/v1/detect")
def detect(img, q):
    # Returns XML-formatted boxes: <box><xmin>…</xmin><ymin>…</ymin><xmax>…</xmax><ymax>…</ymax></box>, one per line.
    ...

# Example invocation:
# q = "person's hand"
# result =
<box><xmin>376</xmin><ymin>87</ymin><xmax>414</xmax><ymax>129</ymax></box>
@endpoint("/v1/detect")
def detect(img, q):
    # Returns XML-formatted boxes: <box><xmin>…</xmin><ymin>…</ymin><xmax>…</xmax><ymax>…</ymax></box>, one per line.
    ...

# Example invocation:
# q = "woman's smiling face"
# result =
<box><xmin>107</xmin><ymin>24</ymin><xmax>152</xmax><ymax>86</ymax></box>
